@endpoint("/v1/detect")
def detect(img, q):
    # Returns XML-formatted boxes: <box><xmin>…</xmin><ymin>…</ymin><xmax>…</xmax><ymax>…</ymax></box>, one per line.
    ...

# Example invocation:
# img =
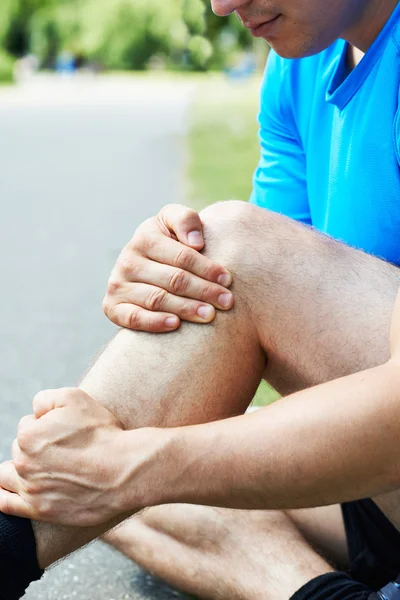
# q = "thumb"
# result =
<box><xmin>32</xmin><ymin>387</ymin><xmax>75</xmax><ymax>419</ymax></box>
<box><xmin>160</xmin><ymin>204</ymin><xmax>205</xmax><ymax>249</ymax></box>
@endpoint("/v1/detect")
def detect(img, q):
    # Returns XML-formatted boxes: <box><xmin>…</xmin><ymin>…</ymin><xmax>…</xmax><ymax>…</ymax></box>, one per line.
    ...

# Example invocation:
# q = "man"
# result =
<box><xmin>2</xmin><ymin>203</ymin><xmax>400</xmax><ymax>600</ymax></box>
<box><xmin>1</xmin><ymin>2</ymin><xmax>400</xmax><ymax>600</ymax></box>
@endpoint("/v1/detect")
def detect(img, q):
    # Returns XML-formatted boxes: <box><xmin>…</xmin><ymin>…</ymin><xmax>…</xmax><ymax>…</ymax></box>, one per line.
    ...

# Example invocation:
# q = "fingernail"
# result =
<box><xmin>188</xmin><ymin>231</ymin><xmax>203</xmax><ymax>245</ymax></box>
<box><xmin>197</xmin><ymin>305</ymin><xmax>214</xmax><ymax>320</ymax></box>
<box><xmin>218</xmin><ymin>293</ymin><xmax>233</xmax><ymax>308</ymax></box>
<box><xmin>218</xmin><ymin>272</ymin><xmax>232</xmax><ymax>287</ymax></box>
<box><xmin>165</xmin><ymin>317</ymin><xmax>179</xmax><ymax>328</ymax></box>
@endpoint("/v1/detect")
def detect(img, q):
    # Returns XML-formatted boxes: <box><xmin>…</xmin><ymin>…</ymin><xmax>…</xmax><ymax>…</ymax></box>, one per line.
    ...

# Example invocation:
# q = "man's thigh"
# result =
<box><xmin>287</xmin><ymin>505</ymin><xmax>349</xmax><ymax>570</ymax></box>
<box><xmin>289</xmin><ymin>494</ymin><xmax>400</xmax><ymax>591</ymax></box>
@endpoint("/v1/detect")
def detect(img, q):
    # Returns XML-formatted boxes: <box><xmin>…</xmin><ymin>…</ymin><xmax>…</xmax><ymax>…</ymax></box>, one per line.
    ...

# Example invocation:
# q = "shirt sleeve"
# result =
<box><xmin>250</xmin><ymin>51</ymin><xmax>310</xmax><ymax>224</ymax></box>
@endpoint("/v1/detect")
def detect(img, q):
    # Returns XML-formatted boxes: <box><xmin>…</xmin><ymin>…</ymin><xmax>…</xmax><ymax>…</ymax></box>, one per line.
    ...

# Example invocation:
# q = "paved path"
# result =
<box><xmin>0</xmin><ymin>74</ymin><xmax>196</xmax><ymax>599</ymax></box>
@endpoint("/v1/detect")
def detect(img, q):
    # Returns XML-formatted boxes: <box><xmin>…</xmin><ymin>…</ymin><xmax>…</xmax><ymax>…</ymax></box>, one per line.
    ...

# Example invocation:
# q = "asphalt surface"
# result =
<box><xmin>0</xmin><ymin>74</ymin><xmax>196</xmax><ymax>600</ymax></box>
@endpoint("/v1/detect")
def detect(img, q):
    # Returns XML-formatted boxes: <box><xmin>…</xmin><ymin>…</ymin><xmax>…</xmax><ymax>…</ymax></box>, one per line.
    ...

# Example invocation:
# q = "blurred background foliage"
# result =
<box><xmin>0</xmin><ymin>0</ymin><xmax>254</xmax><ymax>76</ymax></box>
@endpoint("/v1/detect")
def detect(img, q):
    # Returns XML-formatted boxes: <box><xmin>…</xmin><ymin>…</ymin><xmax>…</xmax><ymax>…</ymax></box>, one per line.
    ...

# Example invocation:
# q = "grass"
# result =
<box><xmin>187</xmin><ymin>74</ymin><xmax>261</xmax><ymax>209</ymax></box>
<box><xmin>187</xmin><ymin>73</ymin><xmax>281</xmax><ymax>407</ymax></box>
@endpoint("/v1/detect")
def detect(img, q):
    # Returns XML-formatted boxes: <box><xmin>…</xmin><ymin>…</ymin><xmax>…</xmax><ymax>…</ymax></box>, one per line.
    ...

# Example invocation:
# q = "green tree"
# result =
<box><xmin>30</xmin><ymin>0</ymin><xmax>214</xmax><ymax>70</ymax></box>
<box><xmin>1</xmin><ymin>0</ymin><xmax>56</xmax><ymax>56</ymax></box>
<box><xmin>1</xmin><ymin>0</ymin><xmax>255</xmax><ymax>71</ymax></box>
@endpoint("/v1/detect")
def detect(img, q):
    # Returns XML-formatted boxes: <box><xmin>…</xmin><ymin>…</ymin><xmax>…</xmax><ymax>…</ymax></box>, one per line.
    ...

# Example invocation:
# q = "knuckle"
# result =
<box><xmin>33</xmin><ymin>390</ymin><xmax>47</xmax><ymax>407</ymax></box>
<box><xmin>130</xmin><ymin>230</ymin><xmax>145</xmax><ymax>249</ymax></box>
<box><xmin>102</xmin><ymin>296</ymin><xmax>111</xmax><ymax>316</ymax></box>
<box><xmin>0</xmin><ymin>495</ymin><xmax>11</xmax><ymax>515</ymax></box>
<box><xmin>161</xmin><ymin>203</ymin><xmax>180</xmax><ymax>219</ymax></box>
<box><xmin>24</xmin><ymin>480</ymin><xmax>40</xmax><ymax>496</ymax></box>
<box><xmin>61</xmin><ymin>386</ymin><xmax>74</xmax><ymax>400</ymax></box>
<box><xmin>179</xmin><ymin>300</ymin><xmax>198</xmax><ymax>317</ymax></box>
<box><xmin>106</xmin><ymin>278</ymin><xmax>122</xmax><ymax>295</ymax></box>
<box><xmin>127</xmin><ymin>308</ymin><xmax>142</xmax><ymax>330</ymax></box>
<box><xmin>106</xmin><ymin>304</ymin><xmax>121</xmax><ymax>327</ymax></box>
<box><xmin>181</xmin><ymin>206</ymin><xmax>198</xmax><ymax>221</ymax></box>
<box><xmin>169</xmin><ymin>269</ymin><xmax>189</xmax><ymax>295</ymax></box>
<box><xmin>147</xmin><ymin>288</ymin><xmax>168</xmax><ymax>312</ymax></box>
<box><xmin>169</xmin><ymin>203</ymin><xmax>194</xmax><ymax>217</ymax></box>
<box><xmin>175</xmin><ymin>247</ymin><xmax>195</xmax><ymax>271</ymax></box>
<box><xmin>119</xmin><ymin>256</ymin><xmax>135</xmax><ymax>278</ymax></box>
<box><xmin>62</xmin><ymin>387</ymin><xmax>81</xmax><ymax>406</ymax></box>
<box><xmin>198</xmin><ymin>283</ymin><xmax>215</xmax><ymax>302</ymax></box>
<box><xmin>13</xmin><ymin>455</ymin><xmax>29</xmax><ymax>477</ymax></box>
<box><xmin>37</xmin><ymin>499</ymin><xmax>55</xmax><ymax>519</ymax></box>
<box><xmin>116</xmin><ymin>246</ymin><xmax>141</xmax><ymax>277</ymax></box>
<box><xmin>17</xmin><ymin>418</ymin><xmax>26</xmax><ymax>437</ymax></box>
<box><xmin>144</xmin><ymin>231</ymin><xmax>161</xmax><ymax>253</ymax></box>
<box><xmin>17</xmin><ymin>426</ymin><xmax>33</xmax><ymax>452</ymax></box>
<box><xmin>136</xmin><ymin>216</ymin><xmax>155</xmax><ymax>235</ymax></box>
<box><xmin>133</xmin><ymin>221</ymin><xmax>157</xmax><ymax>250</ymax></box>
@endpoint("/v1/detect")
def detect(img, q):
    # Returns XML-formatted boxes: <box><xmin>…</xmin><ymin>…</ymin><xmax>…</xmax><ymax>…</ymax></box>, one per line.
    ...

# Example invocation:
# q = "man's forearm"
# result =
<box><xmin>135</xmin><ymin>360</ymin><xmax>400</xmax><ymax>511</ymax></box>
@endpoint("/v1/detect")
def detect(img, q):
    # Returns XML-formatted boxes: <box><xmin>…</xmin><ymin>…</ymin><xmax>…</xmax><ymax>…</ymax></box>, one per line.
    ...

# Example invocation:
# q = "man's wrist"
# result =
<box><xmin>119</xmin><ymin>426</ymin><xmax>183</xmax><ymax>511</ymax></box>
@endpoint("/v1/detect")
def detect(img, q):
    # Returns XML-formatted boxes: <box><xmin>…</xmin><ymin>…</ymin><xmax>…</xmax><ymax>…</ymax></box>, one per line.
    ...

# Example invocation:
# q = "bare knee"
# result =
<box><xmin>200</xmin><ymin>201</ymin><xmax>279</xmax><ymax>265</ymax></box>
<box><xmin>200</xmin><ymin>200</ymin><xmax>249</xmax><ymax>258</ymax></box>
<box><xmin>199</xmin><ymin>201</ymin><xmax>288</xmax><ymax>342</ymax></box>
<box><xmin>199</xmin><ymin>201</ymin><xmax>284</xmax><ymax>306</ymax></box>
<box><xmin>200</xmin><ymin>200</ymin><xmax>253</xmax><ymax>224</ymax></box>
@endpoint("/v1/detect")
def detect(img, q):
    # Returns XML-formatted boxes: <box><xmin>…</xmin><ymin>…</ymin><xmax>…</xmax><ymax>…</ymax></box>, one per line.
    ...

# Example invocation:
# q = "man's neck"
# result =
<box><xmin>343</xmin><ymin>0</ymin><xmax>398</xmax><ymax>52</ymax></box>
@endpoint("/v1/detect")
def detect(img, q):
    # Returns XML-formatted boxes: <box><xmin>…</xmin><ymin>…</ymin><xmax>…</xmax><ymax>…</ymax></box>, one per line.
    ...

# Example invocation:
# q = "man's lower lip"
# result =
<box><xmin>250</xmin><ymin>15</ymin><xmax>281</xmax><ymax>37</ymax></box>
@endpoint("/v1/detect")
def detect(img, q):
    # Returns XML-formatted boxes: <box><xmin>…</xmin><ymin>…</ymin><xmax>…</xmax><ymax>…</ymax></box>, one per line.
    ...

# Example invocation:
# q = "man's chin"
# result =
<box><xmin>268</xmin><ymin>32</ymin><xmax>332</xmax><ymax>59</ymax></box>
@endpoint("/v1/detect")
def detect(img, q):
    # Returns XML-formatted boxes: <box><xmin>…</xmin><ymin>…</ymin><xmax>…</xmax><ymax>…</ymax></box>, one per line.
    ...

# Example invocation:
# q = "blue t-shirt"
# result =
<box><xmin>250</xmin><ymin>2</ymin><xmax>400</xmax><ymax>265</ymax></box>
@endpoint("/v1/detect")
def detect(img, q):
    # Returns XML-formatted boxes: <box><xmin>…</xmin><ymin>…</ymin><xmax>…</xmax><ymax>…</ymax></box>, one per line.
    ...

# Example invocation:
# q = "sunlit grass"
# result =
<box><xmin>187</xmin><ymin>74</ymin><xmax>260</xmax><ymax>209</ymax></box>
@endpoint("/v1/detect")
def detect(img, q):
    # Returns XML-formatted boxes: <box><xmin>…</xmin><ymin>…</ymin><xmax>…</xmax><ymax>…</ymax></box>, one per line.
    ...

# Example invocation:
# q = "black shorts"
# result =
<box><xmin>291</xmin><ymin>499</ymin><xmax>400</xmax><ymax>600</ymax></box>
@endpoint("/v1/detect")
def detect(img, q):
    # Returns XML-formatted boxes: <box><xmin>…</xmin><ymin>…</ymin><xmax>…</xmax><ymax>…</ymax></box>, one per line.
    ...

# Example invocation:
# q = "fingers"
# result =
<box><xmin>150</xmin><ymin>235</ymin><xmax>232</xmax><ymax>287</ymax></box>
<box><xmin>17</xmin><ymin>414</ymin><xmax>35</xmax><ymax>431</ymax></box>
<box><xmin>104</xmin><ymin>278</ymin><xmax>234</xmax><ymax>333</ymax></box>
<box><xmin>0</xmin><ymin>488</ymin><xmax>35</xmax><ymax>519</ymax></box>
<box><xmin>107</xmin><ymin>282</ymin><xmax>218</xmax><ymax>326</ymax></box>
<box><xmin>0</xmin><ymin>462</ymin><xmax>36</xmax><ymax>519</ymax></box>
<box><xmin>32</xmin><ymin>389</ymin><xmax>59</xmax><ymax>418</ymax></box>
<box><xmin>140</xmin><ymin>261</ymin><xmax>233</xmax><ymax>309</ymax></box>
<box><xmin>116</xmin><ymin>258</ymin><xmax>234</xmax><ymax>310</ymax></box>
<box><xmin>32</xmin><ymin>388</ymin><xmax>73</xmax><ymax>419</ymax></box>
<box><xmin>104</xmin><ymin>260</ymin><xmax>234</xmax><ymax>332</ymax></box>
<box><xmin>158</xmin><ymin>204</ymin><xmax>205</xmax><ymax>250</ymax></box>
<box><xmin>106</xmin><ymin>302</ymin><xmax>181</xmax><ymax>333</ymax></box>
<box><xmin>0</xmin><ymin>461</ymin><xmax>20</xmax><ymax>494</ymax></box>
<box><xmin>134</xmin><ymin>233</ymin><xmax>232</xmax><ymax>287</ymax></box>
<box><xmin>104</xmin><ymin>205</ymin><xmax>234</xmax><ymax>332</ymax></box>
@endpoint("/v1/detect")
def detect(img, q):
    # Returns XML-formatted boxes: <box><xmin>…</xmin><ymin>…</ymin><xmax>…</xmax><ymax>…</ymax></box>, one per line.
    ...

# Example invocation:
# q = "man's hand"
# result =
<box><xmin>103</xmin><ymin>204</ymin><xmax>234</xmax><ymax>332</ymax></box>
<box><xmin>0</xmin><ymin>389</ymin><xmax>141</xmax><ymax>526</ymax></box>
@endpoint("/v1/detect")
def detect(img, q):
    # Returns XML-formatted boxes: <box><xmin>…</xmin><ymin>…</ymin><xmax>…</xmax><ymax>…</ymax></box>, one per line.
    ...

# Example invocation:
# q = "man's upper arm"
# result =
<box><xmin>250</xmin><ymin>51</ymin><xmax>310</xmax><ymax>224</ymax></box>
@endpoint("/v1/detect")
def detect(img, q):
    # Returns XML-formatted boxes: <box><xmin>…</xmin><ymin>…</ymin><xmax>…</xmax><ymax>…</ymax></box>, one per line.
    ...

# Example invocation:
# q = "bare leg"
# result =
<box><xmin>104</xmin><ymin>503</ymin><xmax>348</xmax><ymax>599</ymax></box>
<box><xmin>31</xmin><ymin>202</ymin><xmax>399</xmax><ymax>569</ymax></box>
<box><xmin>106</xmin><ymin>504</ymin><xmax>334</xmax><ymax>600</ymax></box>
<box><xmin>286</xmin><ymin>505</ymin><xmax>349</xmax><ymax>569</ymax></box>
